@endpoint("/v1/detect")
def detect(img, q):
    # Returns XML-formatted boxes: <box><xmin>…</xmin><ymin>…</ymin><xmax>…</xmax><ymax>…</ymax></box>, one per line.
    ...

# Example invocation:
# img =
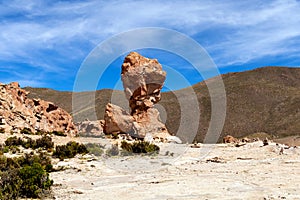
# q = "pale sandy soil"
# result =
<box><xmin>49</xmin><ymin>140</ymin><xmax>300</xmax><ymax>200</ymax></box>
<box><xmin>1</xmin><ymin>133</ymin><xmax>299</xmax><ymax>200</ymax></box>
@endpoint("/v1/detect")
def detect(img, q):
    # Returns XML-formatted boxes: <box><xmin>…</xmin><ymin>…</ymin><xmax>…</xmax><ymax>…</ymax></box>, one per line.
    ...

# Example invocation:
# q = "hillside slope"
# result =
<box><xmin>25</xmin><ymin>66</ymin><xmax>300</xmax><ymax>142</ymax></box>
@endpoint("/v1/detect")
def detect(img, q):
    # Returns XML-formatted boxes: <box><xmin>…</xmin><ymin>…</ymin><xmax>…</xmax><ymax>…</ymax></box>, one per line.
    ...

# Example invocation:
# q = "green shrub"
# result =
<box><xmin>106</xmin><ymin>144</ymin><xmax>119</xmax><ymax>156</ymax></box>
<box><xmin>35</xmin><ymin>130</ymin><xmax>46</xmax><ymax>135</ymax></box>
<box><xmin>121</xmin><ymin>141</ymin><xmax>160</xmax><ymax>155</ymax></box>
<box><xmin>0</xmin><ymin>153</ymin><xmax>53</xmax><ymax>199</ymax></box>
<box><xmin>5</xmin><ymin>136</ymin><xmax>54</xmax><ymax>150</ymax></box>
<box><xmin>5</xmin><ymin>136</ymin><xmax>23</xmax><ymax>147</ymax></box>
<box><xmin>20</xmin><ymin>128</ymin><xmax>33</xmax><ymax>135</ymax></box>
<box><xmin>0</xmin><ymin>128</ymin><xmax>5</xmax><ymax>134</ymax></box>
<box><xmin>35</xmin><ymin>136</ymin><xmax>54</xmax><ymax>150</ymax></box>
<box><xmin>85</xmin><ymin>143</ymin><xmax>105</xmax><ymax>156</ymax></box>
<box><xmin>9</xmin><ymin>145</ymin><xmax>20</xmax><ymax>154</ymax></box>
<box><xmin>19</xmin><ymin>163</ymin><xmax>53</xmax><ymax>198</ymax></box>
<box><xmin>120</xmin><ymin>141</ymin><xmax>133</xmax><ymax>152</ymax></box>
<box><xmin>2</xmin><ymin>147</ymin><xmax>9</xmax><ymax>154</ymax></box>
<box><xmin>53</xmin><ymin>141</ymin><xmax>88</xmax><ymax>160</ymax></box>
<box><xmin>19</xmin><ymin>153</ymin><xmax>53</xmax><ymax>172</ymax></box>
<box><xmin>0</xmin><ymin>168</ymin><xmax>22</xmax><ymax>200</ymax></box>
<box><xmin>51</xmin><ymin>131</ymin><xmax>67</xmax><ymax>137</ymax></box>
<box><xmin>0</xmin><ymin>156</ymin><xmax>21</xmax><ymax>171</ymax></box>
<box><xmin>22</xmin><ymin>137</ymin><xmax>36</xmax><ymax>149</ymax></box>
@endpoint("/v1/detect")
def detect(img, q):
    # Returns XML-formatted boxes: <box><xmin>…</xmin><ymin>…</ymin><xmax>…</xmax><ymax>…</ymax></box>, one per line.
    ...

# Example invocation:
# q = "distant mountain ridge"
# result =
<box><xmin>24</xmin><ymin>66</ymin><xmax>300</xmax><ymax>142</ymax></box>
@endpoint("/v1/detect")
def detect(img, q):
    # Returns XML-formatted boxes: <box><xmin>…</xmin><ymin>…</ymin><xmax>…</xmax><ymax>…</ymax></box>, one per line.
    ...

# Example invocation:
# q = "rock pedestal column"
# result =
<box><xmin>104</xmin><ymin>52</ymin><xmax>170</xmax><ymax>139</ymax></box>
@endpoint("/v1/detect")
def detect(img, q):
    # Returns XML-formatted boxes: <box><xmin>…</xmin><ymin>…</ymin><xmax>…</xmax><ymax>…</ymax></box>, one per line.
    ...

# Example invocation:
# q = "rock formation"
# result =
<box><xmin>223</xmin><ymin>135</ymin><xmax>239</xmax><ymax>143</ymax></box>
<box><xmin>76</xmin><ymin>119</ymin><xmax>104</xmax><ymax>137</ymax></box>
<box><xmin>0</xmin><ymin>82</ymin><xmax>77</xmax><ymax>136</ymax></box>
<box><xmin>104</xmin><ymin>52</ymin><xmax>170</xmax><ymax>140</ymax></box>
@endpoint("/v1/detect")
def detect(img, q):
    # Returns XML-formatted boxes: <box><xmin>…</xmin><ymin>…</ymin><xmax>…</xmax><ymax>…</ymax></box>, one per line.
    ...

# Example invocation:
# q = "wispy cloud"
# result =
<box><xmin>0</xmin><ymin>0</ymin><xmax>299</xmax><ymax>89</ymax></box>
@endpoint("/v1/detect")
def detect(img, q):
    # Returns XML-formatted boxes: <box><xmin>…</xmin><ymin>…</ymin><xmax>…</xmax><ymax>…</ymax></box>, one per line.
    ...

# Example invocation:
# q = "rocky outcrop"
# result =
<box><xmin>223</xmin><ymin>135</ymin><xmax>239</xmax><ymax>143</ymax></box>
<box><xmin>104</xmin><ymin>52</ymin><xmax>171</xmax><ymax>140</ymax></box>
<box><xmin>104</xmin><ymin>103</ymin><xmax>136</xmax><ymax>136</ymax></box>
<box><xmin>76</xmin><ymin>119</ymin><xmax>104</xmax><ymax>137</ymax></box>
<box><xmin>0</xmin><ymin>82</ymin><xmax>77</xmax><ymax>136</ymax></box>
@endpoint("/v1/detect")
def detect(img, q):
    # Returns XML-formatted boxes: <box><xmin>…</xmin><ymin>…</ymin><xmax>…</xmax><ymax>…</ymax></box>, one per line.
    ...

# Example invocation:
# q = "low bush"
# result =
<box><xmin>0</xmin><ymin>168</ymin><xmax>22</xmax><ymax>200</ymax></box>
<box><xmin>85</xmin><ymin>143</ymin><xmax>104</xmax><ymax>156</ymax></box>
<box><xmin>5</xmin><ymin>136</ymin><xmax>23</xmax><ymax>147</ymax></box>
<box><xmin>0</xmin><ymin>153</ymin><xmax>53</xmax><ymax>199</ymax></box>
<box><xmin>0</xmin><ymin>128</ymin><xmax>5</xmax><ymax>134</ymax></box>
<box><xmin>35</xmin><ymin>136</ymin><xmax>54</xmax><ymax>150</ymax></box>
<box><xmin>22</xmin><ymin>137</ymin><xmax>36</xmax><ymax>149</ymax></box>
<box><xmin>121</xmin><ymin>141</ymin><xmax>160</xmax><ymax>155</ymax></box>
<box><xmin>20</xmin><ymin>128</ymin><xmax>33</xmax><ymax>135</ymax></box>
<box><xmin>106</xmin><ymin>144</ymin><xmax>119</xmax><ymax>156</ymax></box>
<box><xmin>5</xmin><ymin>136</ymin><xmax>54</xmax><ymax>150</ymax></box>
<box><xmin>19</xmin><ymin>163</ymin><xmax>53</xmax><ymax>198</ymax></box>
<box><xmin>51</xmin><ymin>131</ymin><xmax>67</xmax><ymax>137</ymax></box>
<box><xmin>53</xmin><ymin>141</ymin><xmax>88</xmax><ymax>160</ymax></box>
<box><xmin>19</xmin><ymin>153</ymin><xmax>53</xmax><ymax>172</ymax></box>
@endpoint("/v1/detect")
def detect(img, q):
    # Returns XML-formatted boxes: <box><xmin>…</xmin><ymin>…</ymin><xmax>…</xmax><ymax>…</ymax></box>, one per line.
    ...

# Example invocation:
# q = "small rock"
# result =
<box><xmin>166</xmin><ymin>136</ymin><xmax>182</xmax><ymax>144</ymax></box>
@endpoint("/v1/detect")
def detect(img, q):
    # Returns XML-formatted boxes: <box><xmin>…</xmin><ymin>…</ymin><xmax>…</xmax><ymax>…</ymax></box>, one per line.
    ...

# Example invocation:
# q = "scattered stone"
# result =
<box><xmin>223</xmin><ymin>135</ymin><xmax>239</xmax><ymax>143</ymax></box>
<box><xmin>241</xmin><ymin>137</ymin><xmax>251</xmax><ymax>143</ymax></box>
<box><xmin>191</xmin><ymin>143</ymin><xmax>201</xmax><ymax>148</ymax></box>
<box><xmin>206</xmin><ymin>157</ymin><xmax>226</xmax><ymax>163</ymax></box>
<box><xmin>73</xmin><ymin>190</ymin><xmax>83</xmax><ymax>194</ymax></box>
<box><xmin>263</xmin><ymin>138</ymin><xmax>269</xmax><ymax>146</ymax></box>
<box><xmin>237</xmin><ymin>157</ymin><xmax>254</xmax><ymax>160</ymax></box>
<box><xmin>235</xmin><ymin>143</ymin><xmax>247</xmax><ymax>147</ymax></box>
<box><xmin>166</xmin><ymin>136</ymin><xmax>182</xmax><ymax>144</ymax></box>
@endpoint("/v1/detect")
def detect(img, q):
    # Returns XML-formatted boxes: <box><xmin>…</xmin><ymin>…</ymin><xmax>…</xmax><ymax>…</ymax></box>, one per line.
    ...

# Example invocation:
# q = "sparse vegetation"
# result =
<box><xmin>51</xmin><ymin>131</ymin><xmax>67</xmax><ymax>137</ymax></box>
<box><xmin>0</xmin><ymin>128</ymin><xmax>5</xmax><ymax>134</ymax></box>
<box><xmin>35</xmin><ymin>136</ymin><xmax>54</xmax><ymax>150</ymax></box>
<box><xmin>106</xmin><ymin>144</ymin><xmax>119</xmax><ymax>156</ymax></box>
<box><xmin>121</xmin><ymin>141</ymin><xmax>160</xmax><ymax>155</ymax></box>
<box><xmin>4</xmin><ymin>135</ymin><xmax>54</xmax><ymax>150</ymax></box>
<box><xmin>0</xmin><ymin>130</ymin><xmax>90</xmax><ymax>199</ymax></box>
<box><xmin>0</xmin><ymin>153</ymin><xmax>53</xmax><ymax>199</ymax></box>
<box><xmin>20</xmin><ymin>127</ymin><xmax>33</xmax><ymax>135</ymax></box>
<box><xmin>53</xmin><ymin>141</ymin><xmax>88</xmax><ymax>160</ymax></box>
<box><xmin>85</xmin><ymin>143</ymin><xmax>105</xmax><ymax>156</ymax></box>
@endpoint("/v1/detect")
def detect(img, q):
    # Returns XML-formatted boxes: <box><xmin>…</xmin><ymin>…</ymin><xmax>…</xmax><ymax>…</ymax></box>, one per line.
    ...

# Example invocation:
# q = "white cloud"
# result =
<box><xmin>0</xmin><ymin>0</ymin><xmax>299</xmax><ymax>88</ymax></box>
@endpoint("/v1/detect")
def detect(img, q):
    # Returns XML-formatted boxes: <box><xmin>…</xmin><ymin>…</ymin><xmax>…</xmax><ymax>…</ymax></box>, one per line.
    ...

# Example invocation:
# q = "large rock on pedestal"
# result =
<box><xmin>103</xmin><ymin>52</ymin><xmax>171</xmax><ymax>140</ymax></box>
<box><xmin>0</xmin><ymin>82</ymin><xmax>77</xmax><ymax>136</ymax></box>
<box><xmin>121</xmin><ymin>52</ymin><xmax>166</xmax><ymax>115</ymax></box>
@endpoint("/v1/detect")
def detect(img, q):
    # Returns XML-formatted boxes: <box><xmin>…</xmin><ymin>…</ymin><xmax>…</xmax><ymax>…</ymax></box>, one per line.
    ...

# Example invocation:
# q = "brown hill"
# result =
<box><xmin>25</xmin><ymin>66</ymin><xmax>300</xmax><ymax>142</ymax></box>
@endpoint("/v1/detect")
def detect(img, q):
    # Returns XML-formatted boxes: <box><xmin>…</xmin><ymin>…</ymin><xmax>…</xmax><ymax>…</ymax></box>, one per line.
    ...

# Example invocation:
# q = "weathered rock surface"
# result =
<box><xmin>121</xmin><ymin>52</ymin><xmax>166</xmax><ymax>115</ymax></box>
<box><xmin>103</xmin><ymin>103</ymin><xmax>136</xmax><ymax>136</ymax></box>
<box><xmin>223</xmin><ymin>135</ymin><xmax>239</xmax><ymax>143</ymax></box>
<box><xmin>104</xmin><ymin>52</ymin><xmax>171</xmax><ymax>140</ymax></box>
<box><xmin>0</xmin><ymin>82</ymin><xmax>77</xmax><ymax>136</ymax></box>
<box><xmin>76</xmin><ymin>119</ymin><xmax>104</xmax><ymax>137</ymax></box>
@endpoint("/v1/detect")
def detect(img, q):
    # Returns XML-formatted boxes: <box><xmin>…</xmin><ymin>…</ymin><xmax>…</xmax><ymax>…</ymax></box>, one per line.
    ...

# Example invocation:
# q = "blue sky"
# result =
<box><xmin>0</xmin><ymin>0</ymin><xmax>300</xmax><ymax>91</ymax></box>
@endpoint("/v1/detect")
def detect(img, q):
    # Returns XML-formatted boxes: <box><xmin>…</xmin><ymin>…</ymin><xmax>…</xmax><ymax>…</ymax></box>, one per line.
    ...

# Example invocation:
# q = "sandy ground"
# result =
<box><xmin>1</xmin><ymin>133</ymin><xmax>299</xmax><ymax>199</ymax></box>
<box><xmin>49</xmin><ymin>139</ymin><xmax>300</xmax><ymax>200</ymax></box>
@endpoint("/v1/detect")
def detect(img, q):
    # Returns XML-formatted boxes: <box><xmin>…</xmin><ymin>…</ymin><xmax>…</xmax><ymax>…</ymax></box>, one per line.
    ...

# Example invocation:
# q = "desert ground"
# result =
<box><xmin>1</xmin><ymin>133</ymin><xmax>299</xmax><ymax>200</ymax></box>
<box><xmin>47</xmin><ymin>137</ymin><xmax>300</xmax><ymax>200</ymax></box>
